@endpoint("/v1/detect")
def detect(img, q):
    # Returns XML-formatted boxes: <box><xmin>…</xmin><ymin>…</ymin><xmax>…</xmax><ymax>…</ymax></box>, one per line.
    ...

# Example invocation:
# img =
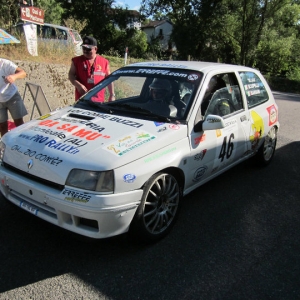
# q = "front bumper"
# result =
<box><xmin>0</xmin><ymin>165</ymin><xmax>143</xmax><ymax>239</ymax></box>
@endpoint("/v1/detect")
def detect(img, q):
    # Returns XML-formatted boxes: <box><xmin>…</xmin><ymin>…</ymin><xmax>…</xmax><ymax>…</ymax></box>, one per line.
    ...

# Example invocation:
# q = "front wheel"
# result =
<box><xmin>129</xmin><ymin>172</ymin><xmax>181</xmax><ymax>243</ymax></box>
<box><xmin>255</xmin><ymin>126</ymin><xmax>277</xmax><ymax>166</ymax></box>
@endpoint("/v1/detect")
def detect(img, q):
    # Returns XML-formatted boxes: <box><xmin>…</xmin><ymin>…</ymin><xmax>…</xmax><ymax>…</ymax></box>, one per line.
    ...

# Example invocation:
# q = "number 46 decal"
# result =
<box><xmin>219</xmin><ymin>133</ymin><xmax>235</xmax><ymax>162</ymax></box>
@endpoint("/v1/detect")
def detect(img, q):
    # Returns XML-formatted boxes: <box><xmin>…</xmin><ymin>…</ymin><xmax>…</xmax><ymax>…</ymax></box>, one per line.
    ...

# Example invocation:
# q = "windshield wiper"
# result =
<box><xmin>107</xmin><ymin>103</ymin><xmax>172</xmax><ymax>122</ymax></box>
<box><xmin>108</xmin><ymin>103</ymin><xmax>151</xmax><ymax>112</ymax></box>
<box><xmin>85</xmin><ymin>101</ymin><xmax>114</xmax><ymax>114</ymax></box>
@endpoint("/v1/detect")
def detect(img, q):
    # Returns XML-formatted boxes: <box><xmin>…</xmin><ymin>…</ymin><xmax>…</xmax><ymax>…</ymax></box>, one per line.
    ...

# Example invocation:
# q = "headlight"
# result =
<box><xmin>0</xmin><ymin>141</ymin><xmax>6</xmax><ymax>161</ymax></box>
<box><xmin>66</xmin><ymin>169</ymin><xmax>114</xmax><ymax>193</ymax></box>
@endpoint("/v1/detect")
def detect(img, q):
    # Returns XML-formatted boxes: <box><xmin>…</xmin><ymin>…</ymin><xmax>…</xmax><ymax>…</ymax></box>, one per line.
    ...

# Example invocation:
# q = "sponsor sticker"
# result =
<box><xmin>194</xmin><ymin>134</ymin><xmax>206</xmax><ymax>145</ymax></box>
<box><xmin>106</xmin><ymin>131</ymin><xmax>156</xmax><ymax>156</ymax></box>
<box><xmin>158</xmin><ymin>126</ymin><xmax>167</xmax><ymax>132</ymax></box>
<box><xmin>62</xmin><ymin>189</ymin><xmax>91</xmax><ymax>203</ymax></box>
<box><xmin>207</xmin><ymin>117</ymin><xmax>220</xmax><ymax>123</ymax></box>
<box><xmin>38</xmin><ymin>114</ymin><xmax>51</xmax><ymax>120</ymax></box>
<box><xmin>194</xmin><ymin>149</ymin><xmax>207</xmax><ymax>161</ymax></box>
<box><xmin>267</xmin><ymin>105</ymin><xmax>277</xmax><ymax>125</ymax></box>
<box><xmin>216</xmin><ymin>129</ymin><xmax>222</xmax><ymax>137</ymax></box>
<box><xmin>193</xmin><ymin>166</ymin><xmax>208</xmax><ymax>182</ymax></box>
<box><xmin>188</xmin><ymin>74</ymin><xmax>198</xmax><ymax>81</ymax></box>
<box><xmin>169</xmin><ymin>124</ymin><xmax>180</xmax><ymax>130</ymax></box>
<box><xmin>123</xmin><ymin>174</ymin><xmax>136</xmax><ymax>183</ymax></box>
<box><xmin>144</xmin><ymin>147</ymin><xmax>176</xmax><ymax>163</ymax></box>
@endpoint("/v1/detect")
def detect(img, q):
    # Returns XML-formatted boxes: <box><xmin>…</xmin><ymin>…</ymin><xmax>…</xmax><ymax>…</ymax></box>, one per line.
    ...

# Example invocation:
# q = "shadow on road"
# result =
<box><xmin>1</xmin><ymin>141</ymin><xmax>300</xmax><ymax>299</ymax></box>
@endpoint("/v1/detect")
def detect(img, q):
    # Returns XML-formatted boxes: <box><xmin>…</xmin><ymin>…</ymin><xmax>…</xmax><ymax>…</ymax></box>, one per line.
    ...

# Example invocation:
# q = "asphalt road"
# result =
<box><xmin>0</xmin><ymin>92</ymin><xmax>299</xmax><ymax>300</ymax></box>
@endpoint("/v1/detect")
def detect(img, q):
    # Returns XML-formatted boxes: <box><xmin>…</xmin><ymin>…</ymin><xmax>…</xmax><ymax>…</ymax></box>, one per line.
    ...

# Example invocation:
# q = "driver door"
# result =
<box><xmin>186</xmin><ymin>72</ymin><xmax>250</xmax><ymax>190</ymax></box>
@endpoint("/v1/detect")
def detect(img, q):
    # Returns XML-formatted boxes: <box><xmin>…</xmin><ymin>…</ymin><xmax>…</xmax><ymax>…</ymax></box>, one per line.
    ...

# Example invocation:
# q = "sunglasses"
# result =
<box><xmin>82</xmin><ymin>46</ymin><xmax>92</xmax><ymax>52</ymax></box>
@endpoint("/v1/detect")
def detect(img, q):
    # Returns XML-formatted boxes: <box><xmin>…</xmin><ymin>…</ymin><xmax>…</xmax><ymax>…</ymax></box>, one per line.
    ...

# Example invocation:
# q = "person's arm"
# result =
<box><xmin>4</xmin><ymin>67</ymin><xmax>26</xmax><ymax>84</ymax></box>
<box><xmin>106</xmin><ymin>64</ymin><xmax>115</xmax><ymax>102</ymax></box>
<box><xmin>68</xmin><ymin>61</ymin><xmax>88</xmax><ymax>97</ymax></box>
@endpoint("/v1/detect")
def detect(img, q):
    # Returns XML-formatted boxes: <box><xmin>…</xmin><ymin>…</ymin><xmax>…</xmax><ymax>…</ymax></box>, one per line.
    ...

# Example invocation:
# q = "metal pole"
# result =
<box><xmin>124</xmin><ymin>47</ymin><xmax>128</xmax><ymax>65</ymax></box>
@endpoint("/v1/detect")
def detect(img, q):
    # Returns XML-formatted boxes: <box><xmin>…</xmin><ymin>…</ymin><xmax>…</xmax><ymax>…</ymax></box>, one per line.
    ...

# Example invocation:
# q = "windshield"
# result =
<box><xmin>74</xmin><ymin>67</ymin><xmax>203</xmax><ymax>121</ymax></box>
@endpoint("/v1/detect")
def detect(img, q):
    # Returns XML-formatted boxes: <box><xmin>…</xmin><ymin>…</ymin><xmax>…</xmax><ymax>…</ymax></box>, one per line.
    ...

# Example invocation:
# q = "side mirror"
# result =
<box><xmin>194</xmin><ymin>114</ymin><xmax>225</xmax><ymax>132</ymax></box>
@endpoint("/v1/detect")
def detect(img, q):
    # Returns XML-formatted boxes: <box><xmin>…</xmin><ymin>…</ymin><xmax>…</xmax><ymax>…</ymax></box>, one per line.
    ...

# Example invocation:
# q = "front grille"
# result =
<box><xmin>3</xmin><ymin>162</ymin><xmax>64</xmax><ymax>191</ymax></box>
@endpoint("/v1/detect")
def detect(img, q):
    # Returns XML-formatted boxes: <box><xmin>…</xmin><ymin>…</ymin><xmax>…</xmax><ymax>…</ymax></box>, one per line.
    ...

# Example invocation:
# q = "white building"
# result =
<box><xmin>141</xmin><ymin>20</ymin><xmax>174</xmax><ymax>50</ymax></box>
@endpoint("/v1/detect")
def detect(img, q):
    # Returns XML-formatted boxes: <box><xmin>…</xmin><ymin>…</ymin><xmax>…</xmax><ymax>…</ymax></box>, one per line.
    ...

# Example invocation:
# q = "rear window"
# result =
<box><xmin>70</xmin><ymin>30</ymin><xmax>82</xmax><ymax>42</ymax></box>
<box><xmin>239</xmin><ymin>71</ymin><xmax>269</xmax><ymax>108</ymax></box>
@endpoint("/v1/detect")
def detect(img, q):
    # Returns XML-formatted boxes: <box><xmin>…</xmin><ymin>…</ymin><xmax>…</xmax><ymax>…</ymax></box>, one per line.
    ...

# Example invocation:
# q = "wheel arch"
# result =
<box><xmin>141</xmin><ymin>166</ymin><xmax>185</xmax><ymax>195</ymax></box>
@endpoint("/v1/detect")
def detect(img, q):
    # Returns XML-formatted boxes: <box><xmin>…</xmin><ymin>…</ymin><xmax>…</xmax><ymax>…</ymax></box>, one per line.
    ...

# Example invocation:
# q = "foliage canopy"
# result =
<box><xmin>1</xmin><ymin>0</ymin><xmax>300</xmax><ymax>78</ymax></box>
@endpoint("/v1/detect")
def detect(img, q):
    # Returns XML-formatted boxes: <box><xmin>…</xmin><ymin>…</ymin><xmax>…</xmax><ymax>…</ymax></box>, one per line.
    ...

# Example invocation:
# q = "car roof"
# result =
<box><xmin>16</xmin><ymin>22</ymin><xmax>79</xmax><ymax>32</ymax></box>
<box><xmin>42</xmin><ymin>23</ymin><xmax>78</xmax><ymax>32</ymax></box>
<box><xmin>127</xmin><ymin>61</ymin><xmax>259</xmax><ymax>74</ymax></box>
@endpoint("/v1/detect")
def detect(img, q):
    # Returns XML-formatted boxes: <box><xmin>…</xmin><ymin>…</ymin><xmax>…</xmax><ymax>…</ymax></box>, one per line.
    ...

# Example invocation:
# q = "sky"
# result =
<box><xmin>114</xmin><ymin>0</ymin><xmax>141</xmax><ymax>11</ymax></box>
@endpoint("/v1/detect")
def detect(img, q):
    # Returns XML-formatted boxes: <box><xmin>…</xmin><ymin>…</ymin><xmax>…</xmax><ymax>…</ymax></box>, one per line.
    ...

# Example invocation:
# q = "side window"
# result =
<box><xmin>42</xmin><ymin>26</ymin><xmax>56</xmax><ymax>39</ymax></box>
<box><xmin>203</xmin><ymin>73</ymin><xmax>243</xmax><ymax>118</ymax></box>
<box><xmin>36</xmin><ymin>25</ymin><xmax>41</xmax><ymax>37</ymax></box>
<box><xmin>179</xmin><ymin>82</ymin><xmax>193</xmax><ymax>105</ymax></box>
<box><xmin>51</xmin><ymin>28</ymin><xmax>57</xmax><ymax>39</ymax></box>
<box><xmin>239</xmin><ymin>72</ymin><xmax>269</xmax><ymax>108</ymax></box>
<box><xmin>41</xmin><ymin>26</ymin><xmax>49</xmax><ymax>38</ymax></box>
<box><xmin>57</xmin><ymin>29</ymin><xmax>67</xmax><ymax>40</ymax></box>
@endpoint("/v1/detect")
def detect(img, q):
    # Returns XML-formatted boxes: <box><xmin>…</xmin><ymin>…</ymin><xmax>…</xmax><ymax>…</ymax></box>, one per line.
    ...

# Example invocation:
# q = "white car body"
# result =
<box><xmin>0</xmin><ymin>61</ymin><xmax>279</xmax><ymax>242</ymax></box>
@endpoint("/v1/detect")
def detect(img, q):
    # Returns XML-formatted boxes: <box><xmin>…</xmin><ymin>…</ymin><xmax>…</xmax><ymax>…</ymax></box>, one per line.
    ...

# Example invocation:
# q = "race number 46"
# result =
<box><xmin>219</xmin><ymin>133</ymin><xmax>234</xmax><ymax>162</ymax></box>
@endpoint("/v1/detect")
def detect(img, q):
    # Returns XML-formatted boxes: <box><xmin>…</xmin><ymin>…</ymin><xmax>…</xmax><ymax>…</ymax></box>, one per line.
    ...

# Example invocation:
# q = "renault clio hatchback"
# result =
<box><xmin>0</xmin><ymin>61</ymin><xmax>279</xmax><ymax>243</ymax></box>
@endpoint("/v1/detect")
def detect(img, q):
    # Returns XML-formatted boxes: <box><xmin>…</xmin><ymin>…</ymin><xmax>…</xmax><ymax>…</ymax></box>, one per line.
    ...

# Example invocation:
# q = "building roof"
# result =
<box><xmin>141</xmin><ymin>19</ymin><xmax>173</xmax><ymax>29</ymax></box>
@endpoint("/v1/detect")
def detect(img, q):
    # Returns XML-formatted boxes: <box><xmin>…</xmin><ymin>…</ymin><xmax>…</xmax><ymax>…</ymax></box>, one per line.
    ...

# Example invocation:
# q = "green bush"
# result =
<box><xmin>264</xmin><ymin>75</ymin><xmax>300</xmax><ymax>94</ymax></box>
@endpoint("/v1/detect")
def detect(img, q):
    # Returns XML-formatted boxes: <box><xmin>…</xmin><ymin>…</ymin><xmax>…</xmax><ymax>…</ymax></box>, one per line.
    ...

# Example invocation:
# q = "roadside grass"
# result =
<box><xmin>2</xmin><ymin>39</ymin><xmax>299</xmax><ymax>94</ymax></box>
<box><xmin>0</xmin><ymin>36</ymin><xmax>143</xmax><ymax>68</ymax></box>
<box><xmin>0</xmin><ymin>37</ymin><xmax>143</xmax><ymax>106</ymax></box>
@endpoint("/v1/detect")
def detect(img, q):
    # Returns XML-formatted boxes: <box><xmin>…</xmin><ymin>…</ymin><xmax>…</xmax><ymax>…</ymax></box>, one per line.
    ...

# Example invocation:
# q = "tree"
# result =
<box><xmin>140</xmin><ymin>0</ymin><xmax>223</xmax><ymax>60</ymax></box>
<box><xmin>35</xmin><ymin>0</ymin><xmax>64</xmax><ymax>24</ymax></box>
<box><xmin>63</xmin><ymin>17</ymin><xmax>88</xmax><ymax>33</ymax></box>
<box><xmin>0</xmin><ymin>0</ymin><xmax>22</xmax><ymax>30</ymax></box>
<box><xmin>124</xmin><ymin>29</ymin><xmax>148</xmax><ymax>58</ymax></box>
<box><xmin>255</xmin><ymin>2</ymin><xmax>300</xmax><ymax>76</ymax></box>
<box><xmin>140</xmin><ymin>0</ymin><xmax>298</xmax><ymax>68</ymax></box>
<box><xmin>58</xmin><ymin>0</ymin><xmax>121</xmax><ymax>53</ymax></box>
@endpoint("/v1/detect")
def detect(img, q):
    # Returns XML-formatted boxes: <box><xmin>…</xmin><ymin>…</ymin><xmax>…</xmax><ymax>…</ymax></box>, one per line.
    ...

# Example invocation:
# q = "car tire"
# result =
<box><xmin>255</xmin><ymin>126</ymin><xmax>277</xmax><ymax>166</ymax></box>
<box><xmin>129</xmin><ymin>172</ymin><xmax>181</xmax><ymax>243</ymax></box>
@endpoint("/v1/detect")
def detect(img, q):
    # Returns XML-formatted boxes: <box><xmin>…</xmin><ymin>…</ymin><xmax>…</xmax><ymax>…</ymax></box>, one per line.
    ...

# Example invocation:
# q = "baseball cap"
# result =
<box><xmin>82</xmin><ymin>36</ymin><xmax>97</xmax><ymax>49</ymax></box>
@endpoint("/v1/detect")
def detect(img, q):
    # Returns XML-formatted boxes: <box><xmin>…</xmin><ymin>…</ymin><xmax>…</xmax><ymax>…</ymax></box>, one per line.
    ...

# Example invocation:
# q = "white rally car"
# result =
<box><xmin>0</xmin><ymin>61</ymin><xmax>279</xmax><ymax>243</ymax></box>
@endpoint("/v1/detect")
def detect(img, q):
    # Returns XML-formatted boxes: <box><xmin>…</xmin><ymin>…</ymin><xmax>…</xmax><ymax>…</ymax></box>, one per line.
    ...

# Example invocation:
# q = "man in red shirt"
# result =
<box><xmin>68</xmin><ymin>36</ymin><xmax>115</xmax><ymax>102</ymax></box>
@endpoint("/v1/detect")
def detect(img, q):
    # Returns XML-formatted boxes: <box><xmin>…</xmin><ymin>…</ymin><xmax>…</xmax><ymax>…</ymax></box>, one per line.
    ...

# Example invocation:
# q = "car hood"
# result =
<box><xmin>2</xmin><ymin>107</ymin><xmax>187</xmax><ymax>183</ymax></box>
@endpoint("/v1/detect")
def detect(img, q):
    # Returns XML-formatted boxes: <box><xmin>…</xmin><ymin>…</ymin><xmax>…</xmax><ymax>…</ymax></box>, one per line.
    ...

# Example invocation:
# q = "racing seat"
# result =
<box><xmin>205</xmin><ymin>87</ymin><xmax>236</xmax><ymax>117</ymax></box>
<box><xmin>201</xmin><ymin>76</ymin><xmax>227</xmax><ymax>115</ymax></box>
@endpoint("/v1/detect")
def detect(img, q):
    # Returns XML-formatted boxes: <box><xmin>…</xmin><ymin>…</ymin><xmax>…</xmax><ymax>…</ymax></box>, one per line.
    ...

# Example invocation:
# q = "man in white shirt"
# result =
<box><xmin>0</xmin><ymin>58</ymin><xmax>28</xmax><ymax>137</ymax></box>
